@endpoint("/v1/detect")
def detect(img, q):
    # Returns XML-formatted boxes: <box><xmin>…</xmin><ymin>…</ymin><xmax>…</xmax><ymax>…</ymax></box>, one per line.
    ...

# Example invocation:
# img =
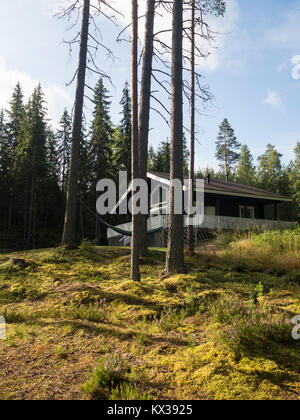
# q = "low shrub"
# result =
<box><xmin>154</xmin><ymin>306</ymin><xmax>185</xmax><ymax>332</ymax></box>
<box><xmin>79</xmin><ymin>239</ymin><xmax>97</xmax><ymax>259</ymax></box>
<box><xmin>82</xmin><ymin>353</ymin><xmax>130</xmax><ymax>399</ymax></box>
<box><xmin>109</xmin><ymin>383</ymin><xmax>150</xmax><ymax>400</ymax></box>
<box><xmin>210</xmin><ymin>297</ymin><xmax>293</xmax><ymax>359</ymax></box>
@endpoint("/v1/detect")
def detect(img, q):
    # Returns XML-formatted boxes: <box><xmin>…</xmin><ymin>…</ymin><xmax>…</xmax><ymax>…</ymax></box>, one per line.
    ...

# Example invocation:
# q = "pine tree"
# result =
<box><xmin>114</xmin><ymin>82</ymin><xmax>132</xmax><ymax>177</ymax></box>
<box><xmin>138</xmin><ymin>0</ymin><xmax>155</xmax><ymax>256</ymax></box>
<box><xmin>236</xmin><ymin>144</ymin><xmax>256</xmax><ymax>185</ymax></box>
<box><xmin>131</xmin><ymin>0</ymin><xmax>141</xmax><ymax>282</ymax></box>
<box><xmin>215</xmin><ymin>118</ymin><xmax>241</xmax><ymax>178</ymax></box>
<box><xmin>62</xmin><ymin>0</ymin><xmax>90</xmax><ymax>247</ymax></box>
<box><xmin>165</xmin><ymin>0</ymin><xmax>184</xmax><ymax>275</ymax></box>
<box><xmin>56</xmin><ymin>109</ymin><xmax>72</xmax><ymax>192</ymax></box>
<box><xmin>187</xmin><ymin>0</ymin><xmax>196</xmax><ymax>256</ymax></box>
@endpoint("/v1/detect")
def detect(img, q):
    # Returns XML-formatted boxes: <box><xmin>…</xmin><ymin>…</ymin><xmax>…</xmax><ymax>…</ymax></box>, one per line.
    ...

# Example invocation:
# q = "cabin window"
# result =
<box><xmin>239</xmin><ymin>205</ymin><xmax>255</xmax><ymax>219</ymax></box>
<box><xmin>205</xmin><ymin>206</ymin><xmax>216</xmax><ymax>216</ymax></box>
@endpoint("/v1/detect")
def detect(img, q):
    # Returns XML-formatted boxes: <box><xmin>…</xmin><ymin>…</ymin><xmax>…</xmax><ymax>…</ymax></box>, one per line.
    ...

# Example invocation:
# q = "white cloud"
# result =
<box><xmin>0</xmin><ymin>56</ymin><xmax>72</xmax><ymax>125</ymax></box>
<box><xmin>262</xmin><ymin>90</ymin><xmax>282</xmax><ymax>108</ymax></box>
<box><xmin>291</xmin><ymin>55</ymin><xmax>300</xmax><ymax>80</ymax></box>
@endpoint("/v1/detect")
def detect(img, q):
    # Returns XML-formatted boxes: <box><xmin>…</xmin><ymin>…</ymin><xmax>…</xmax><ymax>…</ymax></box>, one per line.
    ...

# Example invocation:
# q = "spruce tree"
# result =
<box><xmin>114</xmin><ymin>82</ymin><xmax>132</xmax><ymax>176</ymax></box>
<box><xmin>0</xmin><ymin>110</ymin><xmax>10</xmax><ymax>180</ymax></box>
<box><xmin>0</xmin><ymin>110</ymin><xmax>10</xmax><ymax>229</ymax></box>
<box><xmin>215</xmin><ymin>118</ymin><xmax>241</xmax><ymax>178</ymax></box>
<box><xmin>15</xmin><ymin>84</ymin><xmax>48</xmax><ymax>248</ymax></box>
<box><xmin>257</xmin><ymin>144</ymin><xmax>285</xmax><ymax>194</ymax></box>
<box><xmin>236</xmin><ymin>144</ymin><xmax>256</xmax><ymax>185</ymax></box>
<box><xmin>6</xmin><ymin>82</ymin><xmax>24</xmax><ymax>153</ymax></box>
<box><xmin>89</xmin><ymin>78</ymin><xmax>113</xmax><ymax>244</ymax></box>
<box><xmin>56</xmin><ymin>109</ymin><xmax>72</xmax><ymax>192</ymax></box>
<box><xmin>89</xmin><ymin>78</ymin><xmax>113</xmax><ymax>181</ymax></box>
<box><xmin>5</xmin><ymin>83</ymin><xmax>25</xmax><ymax>229</ymax></box>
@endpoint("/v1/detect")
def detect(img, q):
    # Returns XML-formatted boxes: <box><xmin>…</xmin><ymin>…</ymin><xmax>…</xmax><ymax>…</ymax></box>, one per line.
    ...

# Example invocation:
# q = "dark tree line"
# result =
<box><xmin>0</xmin><ymin>80</ymin><xmax>132</xmax><ymax>249</ymax></box>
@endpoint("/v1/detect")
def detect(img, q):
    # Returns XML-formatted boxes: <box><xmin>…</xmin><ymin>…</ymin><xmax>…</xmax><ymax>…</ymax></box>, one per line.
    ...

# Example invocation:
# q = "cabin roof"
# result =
<box><xmin>148</xmin><ymin>171</ymin><xmax>292</xmax><ymax>202</ymax></box>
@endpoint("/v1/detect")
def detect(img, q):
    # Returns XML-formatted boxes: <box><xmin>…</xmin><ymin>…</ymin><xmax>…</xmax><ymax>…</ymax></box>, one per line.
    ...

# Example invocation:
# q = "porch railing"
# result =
<box><xmin>107</xmin><ymin>215</ymin><xmax>297</xmax><ymax>239</ymax></box>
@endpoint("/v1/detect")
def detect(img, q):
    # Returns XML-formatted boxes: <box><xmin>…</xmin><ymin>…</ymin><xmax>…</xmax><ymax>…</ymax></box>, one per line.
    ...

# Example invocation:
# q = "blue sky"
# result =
<box><xmin>1</xmin><ymin>0</ymin><xmax>300</xmax><ymax>171</ymax></box>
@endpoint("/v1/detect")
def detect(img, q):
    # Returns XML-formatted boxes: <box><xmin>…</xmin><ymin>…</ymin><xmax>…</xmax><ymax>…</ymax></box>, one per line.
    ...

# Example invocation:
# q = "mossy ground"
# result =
<box><xmin>0</xmin><ymin>245</ymin><xmax>299</xmax><ymax>400</ymax></box>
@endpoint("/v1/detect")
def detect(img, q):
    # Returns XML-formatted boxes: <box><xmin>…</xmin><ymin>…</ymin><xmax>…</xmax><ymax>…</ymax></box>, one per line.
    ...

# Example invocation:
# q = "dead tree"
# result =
<box><xmin>165</xmin><ymin>0</ymin><xmax>184</xmax><ymax>275</ymax></box>
<box><xmin>130</xmin><ymin>0</ymin><xmax>141</xmax><ymax>282</ymax></box>
<box><xmin>57</xmin><ymin>0</ymin><xmax>118</xmax><ymax>247</ymax></box>
<box><xmin>62</xmin><ymin>0</ymin><xmax>90</xmax><ymax>247</ymax></box>
<box><xmin>187</xmin><ymin>0</ymin><xmax>195</xmax><ymax>256</ymax></box>
<box><xmin>138</xmin><ymin>0</ymin><xmax>156</xmax><ymax>257</ymax></box>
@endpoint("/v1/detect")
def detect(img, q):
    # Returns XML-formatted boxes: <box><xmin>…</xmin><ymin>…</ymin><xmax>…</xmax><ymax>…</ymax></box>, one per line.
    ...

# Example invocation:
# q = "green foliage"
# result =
<box><xmin>154</xmin><ymin>306</ymin><xmax>185</xmax><ymax>332</ymax></box>
<box><xmin>215</xmin><ymin>118</ymin><xmax>241</xmax><ymax>176</ymax></box>
<box><xmin>56</xmin><ymin>109</ymin><xmax>72</xmax><ymax>192</ymax></box>
<box><xmin>114</xmin><ymin>81</ymin><xmax>131</xmax><ymax>175</ymax></box>
<box><xmin>249</xmin><ymin>228</ymin><xmax>300</xmax><ymax>254</ymax></box>
<box><xmin>109</xmin><ymin>383</ymin><xmax>150</xmax><ymax>400</ymax></box>
<box><xmin>250</xmin><ymin>282</ymin><xmax>265</xmax><ymax>304</ymax></box>
<box><xmin>148</xmin><ymin>136</ymin><xmax>189</xmax><ymax>174</ymax></box>
<box><xmin>89</xmin><ymin>78</ymin><xmax>113</xmax><ymax>181</ymax></box>
<box><xmin>64</xmin><ymin>303</ymin><xmax>106</xmax><ymax>323</ymax></box>
<box><xmin>82</xmin><ymin>352</ymin><xmax>150</xmax><ymax>400</ymax></box>
<box><xmin>55</xmin><ymin>345</ymin><xmax>69</xmax><ymax>360</ymax></box>
<box><xmin>82</xmin><ymin>353</ymin><xmax>130</xmax><ymax>398</ymax></box>
<box><xmin>236</xmin><ymin>144</ymin><xmax>256</xmax><ymax>186</ymax></box>
<box><xmin>210</xmin><ymin>298</ymin><xmax>293</xmax><ymax>360</ymax></box>
<box><xmin>79</xmin><ymin>239</ymin><xmax>97</xmax><ymax>258</ymax></box>
<box><xmin>257</xmin><ymin>144</ymin><xmax>289</xmax><ymax>195</ymax></box>
<box><xmin>289</xmin><ymin>142</ymin><xmax>300</xmax><ymax>221</ymax></box>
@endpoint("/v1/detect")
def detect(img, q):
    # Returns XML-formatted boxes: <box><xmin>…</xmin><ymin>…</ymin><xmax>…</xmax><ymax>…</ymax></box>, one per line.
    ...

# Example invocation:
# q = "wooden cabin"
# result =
<box><xmin>107</xmin><ymin>172</ymin><xmax>296</xmax><ymax>247</ymax></box>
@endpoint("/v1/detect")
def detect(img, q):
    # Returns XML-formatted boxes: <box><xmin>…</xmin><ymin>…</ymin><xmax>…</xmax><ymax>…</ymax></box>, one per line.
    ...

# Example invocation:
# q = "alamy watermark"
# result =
<box><xmin>96</xmin><ymin>171</ymin><xmax>204</xmax><ymax>226</ymax></box>
<box><xmin>291</xmin><ymin>315</ymin><xmax>300</xmax><ymax>341</ymax></box>
<box><xmin>0</xmin><ymin>315</ymin><xmax>6</xmax><ymax>340</ymax></box>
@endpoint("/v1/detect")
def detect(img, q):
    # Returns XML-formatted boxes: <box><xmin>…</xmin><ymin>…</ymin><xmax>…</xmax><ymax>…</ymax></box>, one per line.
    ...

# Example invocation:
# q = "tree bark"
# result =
<box><xmin>165</xmin><ymin>0</ymin><xmax>184</xmax><ymax>275</ymax></box>
<box><xmin>62</xmin><ymin>0</ymin><xmax>90</xmax><ymax>247</ymax></box>
<box><xmin>138</xmin><ymin>0</ymin><xmax>155</xmax><ymax>257</ymax></box>
<box><xmin>187</xmin><ymin>0</ymin><xmax>195</xmax><ymax>256</ymax></box>
<box><xmin>130</xmin><ymin>0</ymin><xmax>141</xmax><ymax>282</ymax></box>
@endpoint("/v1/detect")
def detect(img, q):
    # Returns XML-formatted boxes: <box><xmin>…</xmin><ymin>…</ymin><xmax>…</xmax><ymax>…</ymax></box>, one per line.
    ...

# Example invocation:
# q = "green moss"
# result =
<box><xmin>0</xmin><ymin>245</ymin><xmax>299</xmax><ymax>400</ymax></box>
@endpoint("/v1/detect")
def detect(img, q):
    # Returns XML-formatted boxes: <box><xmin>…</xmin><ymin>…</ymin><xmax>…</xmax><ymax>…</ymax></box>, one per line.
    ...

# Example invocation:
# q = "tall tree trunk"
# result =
<box><xmin>131</xmin><ymin>0</ymin><xmax>141</xmax><ymax>282</ymax></box>
<box><xmin>165</xmin><ymin>0</ymin><xmax>184</xmax><ymax>275</ymax></box>
<box><xmin>138</xmin><ymin>0</ymin><xmax>155</xmax><ymax>257</ymax></box>
<box><xmin>224</xmin><ymin>133</ymin><xmax>229</xmax><ymax>177</ymax></box>
<box><xmin>23</xmin><ymin>180</ymin><xmax>28</xmax><ymax>241</ymax></box>
<box><xmin>26</xmin><ymin>172</ymin><xmax>35</xmax><ymax>249</ymax></box>
<box><xmin>62</xmin><ymin>0</ymin><xmax>90</xmax><ymax>247</ymax></box>
<box><xmin>187</xmin><ymin>0</ymin><xmax>195</xmax><ymax>256</ymax></box>
<box><xmin>8</xmin><ymin>191</ymin><xmax>13</xmax><ymax>231</ymax></box>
